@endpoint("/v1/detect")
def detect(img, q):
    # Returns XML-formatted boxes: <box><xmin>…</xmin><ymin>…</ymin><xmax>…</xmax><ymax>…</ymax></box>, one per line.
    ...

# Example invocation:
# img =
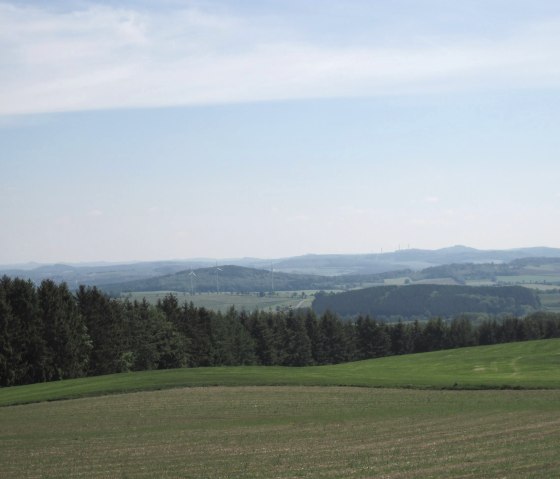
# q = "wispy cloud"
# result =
<box><xmin>1</xmin><ymin>2</ymin><xmax>560</xmax><ymax>115</ymax></box>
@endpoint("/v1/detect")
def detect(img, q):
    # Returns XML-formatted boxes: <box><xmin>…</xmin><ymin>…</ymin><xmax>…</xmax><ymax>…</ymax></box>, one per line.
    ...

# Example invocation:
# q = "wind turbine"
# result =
<box><xmin>189</xmin><ymin>270</ymin><xmax>197</xmax><ymax>295</ymax></box>
<box><xmin>270</xmin><ymin>262</ymin><xmax>274</xmax><ymax>294</ymax></box>
<box><xmin>215</xmin><ymin>263</ymin><xmax>223</xmax><ymax>294</ymax></box>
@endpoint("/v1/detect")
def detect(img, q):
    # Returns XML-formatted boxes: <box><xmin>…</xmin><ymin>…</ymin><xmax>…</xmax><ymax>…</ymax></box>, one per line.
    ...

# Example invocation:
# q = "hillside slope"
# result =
<box><xmin>1</xmin><ymin>339</ymin><xmax>558</xmax><ymax>407</ymax></box>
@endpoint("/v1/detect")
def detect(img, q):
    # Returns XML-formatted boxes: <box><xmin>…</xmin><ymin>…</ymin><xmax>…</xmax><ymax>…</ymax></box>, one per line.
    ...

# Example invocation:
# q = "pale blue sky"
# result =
<box><xmin>1</xmin><ymin>1</ymin><xmax>560</xmax><ymax>263</ymax></box>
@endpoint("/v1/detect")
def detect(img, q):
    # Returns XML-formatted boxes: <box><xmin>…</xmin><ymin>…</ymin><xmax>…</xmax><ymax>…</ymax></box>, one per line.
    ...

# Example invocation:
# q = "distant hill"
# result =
<box><xmin>101</xmin><ymin>265</ymin><xmax>338</xmax><ymax>295</ymax></box>
<box><xmin>2</xmin><ymin>246</ymin><xmax>560</xmax><ymax>290</ymax></box>
<box><xmin>408</xmin><ymin>257</ymin><xmax>560</xmax><ymax>285</ymax></box>
<box><xmin>312</xmin><ymin>284</ymin><xmax>541</xmax><ymax>319</ymax></box>
<box><xmin>0</xmin><ymin>260</ymin><xmax>214</xmax><ymax>288</ymax></box>
<box><xmin>268</xmin><ymin>246</ymin><xmax>560</xmax><ymax>275</ymax></box>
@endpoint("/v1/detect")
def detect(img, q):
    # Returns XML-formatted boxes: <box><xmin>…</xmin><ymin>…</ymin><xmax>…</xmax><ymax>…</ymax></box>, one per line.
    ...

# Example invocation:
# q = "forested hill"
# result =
<box><xmin>101</xmin><ymin>256</ymin><xmax>560</xmax><ymax>296</ymax></box>
<box><xmin>102</xmin><ymin>265</ymin><xmax>337</xmax><ymax>294</ymax></box>
<box><xmin>410</xmin><ymin>257</ymin><xmax>560</xmax><ymax>283</ymax></box>
<box><xmin>312</xmin><ymin>284</ymin><xmax>541</xmax><ymax>319</ymax></box>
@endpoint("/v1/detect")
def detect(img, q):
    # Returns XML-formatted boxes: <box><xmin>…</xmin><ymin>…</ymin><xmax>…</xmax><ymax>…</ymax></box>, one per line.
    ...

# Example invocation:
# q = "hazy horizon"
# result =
<box><xmin>2</xmin><ymin>1</ymin><xmax>560</xmax><ymax>264</ymax></box>
<box><xmin>2</xmin><ymin>244</ymin><xmax>559</xmax><ymax>270</ymax></box>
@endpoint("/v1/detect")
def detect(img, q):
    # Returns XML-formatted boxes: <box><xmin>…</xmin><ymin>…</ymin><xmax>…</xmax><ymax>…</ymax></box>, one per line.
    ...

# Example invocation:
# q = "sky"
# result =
<box><xmin>1</xmin><ymin>0</ymin><xmax>560</xmax><ymax>264</ymax></box>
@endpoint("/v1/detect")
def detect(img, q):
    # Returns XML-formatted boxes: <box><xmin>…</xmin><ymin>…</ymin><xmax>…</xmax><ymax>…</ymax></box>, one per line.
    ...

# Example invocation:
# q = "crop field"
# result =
<box><xmin>1</xmin><ymin>387</ymin><xmax>559</xmax><ymax>478</ymax></box>
<box><xmin>121</xmin><ymin>291</ymin><xmax>314</xmax><ymax>312</ymax></box>
<box><xmin>2</xmin><ymin>340</ymin><xmax>560</xmax><ymax>478</ymax></box>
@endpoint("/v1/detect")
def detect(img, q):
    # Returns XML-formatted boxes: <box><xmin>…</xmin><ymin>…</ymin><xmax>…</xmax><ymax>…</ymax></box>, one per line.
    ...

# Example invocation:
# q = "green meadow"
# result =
<box><xmin>1</xmin><ymin>339</ymin><xmax>559</xmax><ymax>407</ymax></box>
<box><xmin>2</xmin><ymin>339</ymin><xmax>560</xmax><ymax>478</ymax></box>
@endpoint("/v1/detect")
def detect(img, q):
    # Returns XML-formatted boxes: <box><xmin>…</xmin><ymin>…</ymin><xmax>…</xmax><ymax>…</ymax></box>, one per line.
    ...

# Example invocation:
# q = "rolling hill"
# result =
<box><xmin>3</xmin><ymin>245</ymin><xmax>560</xmax><ymax>288</ymax></box>
<box><xmin>101</xmin><ymin>265</ymin><xmax>337</xmax><ymax>294</ymax></box>
<box><xmin>1</xmin><ymin>339</ymin><xmax>559</xmax><ymax>407</ymax></box>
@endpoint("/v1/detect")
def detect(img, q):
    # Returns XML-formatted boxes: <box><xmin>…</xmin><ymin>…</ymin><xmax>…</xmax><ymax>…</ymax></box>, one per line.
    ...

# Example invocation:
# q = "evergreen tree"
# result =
<box><xmin>282</xmin><ymin>310</ymin><xmax>313</xmax><ymax>366</ymax></box>
<box><xmin>2</xmin><ymin>277</ymin><xmax>47</xmax><ymax>384</ymax></box>
<box><xmin>356</xmin><ymin>316</ymin><xmax>390</xmax><ymax>359</ymax></box>
<box><xmin>145</xmin><ymin>306</ymin><xmax>188</xmax><ymax>370</ymax></box>
<box><xmin>77</xmin><ymin>286</ymin><xmax>126</xmax><ymax>375</ymax></box>
<box><xmin>182</xmin><ymin>304</ymin><xmax>214</xmax><ymax>367</ymax></box>
<box><xmin>304</xmin><ymin>310</ymin><xmax>321</xmax><ymax>364</ymax></box>
<box><xmin>390</xmin><ymin>321</ymin><xmax>414</xmax><ymax>355</ymax></box>
<box><xmin>421</xmin><ymin>317</ymin><xmax>448</xmax><ymax>351</ymax></box>
<box><xmin>210</xmin><ymin>308</ymin><xmax>255</xmax><ymax>366</ymax></box>
<box><xmin>478</xmin><ymin>318</ymin><xmax>499</xmax><ymax>345</ymax></box>
<box><xmin>499</xmin><ymin>316</ymin><xmax>524</xmax><ymax>342</ymax></box>
<box><xmin>246</xmin><ymin>311</ymin><xmax>274</xmax><ymax>365</ymax></box>
<box><xmin>0</xmin><ymin>280</ymin><xmax>14</xmax><ymax>386</ymax></box>
<box><xmin>316</xmin><ymin>311</ymin><xmax>349</xmax><ymax>364</ymax></box>
<box><xmin>38</xmin><ymin>280</ymin><xmax>90</xmax><ymax>380</ymax></box>
<box><xmin>448</xmin><ymin>316</ymin><xmax>476</xmax><ymax>348</ymax></box>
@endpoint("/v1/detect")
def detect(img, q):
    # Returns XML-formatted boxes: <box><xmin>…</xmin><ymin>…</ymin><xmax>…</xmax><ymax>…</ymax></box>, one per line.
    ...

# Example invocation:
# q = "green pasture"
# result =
<box><xmin>2</xmin><ymin>339</ymin><xmax>559</xmax><ymax>407</ymax></box>
<box><xmin>1</xmin><ymin>387</ymin><xmax>559</xmax><ymax>478</ymax></box>
<box><xmin>121</xmin><ymin>291</ymin><xmax>314</xmax><ymax>313</ymax></box>
<box><xmin>2</xmin><ymin>340</ymin><xmax>560</xmax><ymax>478</ymax></box>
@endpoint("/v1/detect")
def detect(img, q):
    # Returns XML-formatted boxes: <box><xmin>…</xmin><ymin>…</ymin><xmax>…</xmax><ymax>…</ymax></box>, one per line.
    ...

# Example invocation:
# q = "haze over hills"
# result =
<box><xmin>265</xmin><ymin>246</ymin><xmax>560</xmax><ymax>275</ymax></box>
<box><xmin>2</xmin><ymin>245</ymin><xmax>560</xmax><ymax>292</ymax></box>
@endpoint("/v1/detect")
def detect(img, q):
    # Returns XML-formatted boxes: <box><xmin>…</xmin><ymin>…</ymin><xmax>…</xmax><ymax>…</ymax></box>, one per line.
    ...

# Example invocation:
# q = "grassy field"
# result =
<box><xmin>2</xmin><ymin>339</ymin><xmax>559</xmax><ymax>407</ymax></box>
<box><xmin>121</xmin><ymin>291</ymin><xmax>314</xmax><ymax>313</ymax></box>
<box><xmin>1</xmin><ymin>386</ymin><xmax>559</xmax><ymax>478</ymax></box>
<box><xmin>2</xmin><ymin>340</ymin><xmax>560</xmax><ymax>478</ymax></box>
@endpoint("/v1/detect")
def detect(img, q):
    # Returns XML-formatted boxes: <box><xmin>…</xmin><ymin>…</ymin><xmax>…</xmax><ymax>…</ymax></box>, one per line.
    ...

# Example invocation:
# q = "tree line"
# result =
<box><xmin>2</xmin><ymin>276</ymin><xmax>560</xmax><ymax>387</ymax></box>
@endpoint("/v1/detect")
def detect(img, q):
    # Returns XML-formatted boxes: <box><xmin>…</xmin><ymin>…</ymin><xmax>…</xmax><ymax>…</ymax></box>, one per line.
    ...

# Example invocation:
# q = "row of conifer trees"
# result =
<box><xmin>2</xmin><ymin>276</ymin><xmax>560</xmax><ymax>387</ymax></box>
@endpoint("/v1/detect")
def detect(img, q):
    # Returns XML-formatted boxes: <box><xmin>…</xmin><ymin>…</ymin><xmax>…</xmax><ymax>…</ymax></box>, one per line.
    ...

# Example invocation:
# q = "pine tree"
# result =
<box><xmin>283</xmin><ymin>310</ymin><xmax>313</xmax><ymax>366</ymax></box>
<box><xmin>77</xmin><ymin>286</ymin><xmax>126</xmax><ymax>375</ymax></box>
<box><xmin>38</xmin><ymin>280</ymin><xmax>91</xmax><ymax>380</ymax></box>
<box><xmin>3</xmin><ymin>277</ymin><xmax>47</xmax><ymax>384</ymax></box>
<box><xmin>0</xmin><ymin>280</ymin><xmax>14</xmax><ymax>386</ymax></box>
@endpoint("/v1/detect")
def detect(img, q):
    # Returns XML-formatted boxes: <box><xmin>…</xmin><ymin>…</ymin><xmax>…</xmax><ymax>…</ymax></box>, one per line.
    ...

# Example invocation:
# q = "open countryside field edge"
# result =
<box><xmin>1</xmin><ymin>386</ymin><xmax>560</xmax><ymax>478</ymax></box>
<box><xmin>1</xmin><ymin>339</ymin><xmax>559</xmax><ymax>407</ymax></box>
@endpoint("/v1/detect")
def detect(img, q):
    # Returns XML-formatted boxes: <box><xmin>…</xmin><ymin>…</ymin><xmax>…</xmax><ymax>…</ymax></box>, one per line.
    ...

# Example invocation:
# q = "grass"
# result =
<box><xmin>1</xmin><ymin>386</ymin><xmax>559</xmax><ymax>478</ymax></box>
<box><xmin>2</xmin><ymin>339</ymin><xmax>560</xmax><ymax>407</ymax></box>
<box><xmin>2</xmin><ymin>340</ymin><xmax>560</xmax><ymax>478</ymax></box>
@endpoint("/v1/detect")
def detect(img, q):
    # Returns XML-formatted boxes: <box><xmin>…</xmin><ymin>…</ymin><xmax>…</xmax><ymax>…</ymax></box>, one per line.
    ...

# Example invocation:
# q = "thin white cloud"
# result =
<box><xmin>1</xmin><ymin>2</ymin><xmax>560</xmax><ymax>115</ymax></box>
